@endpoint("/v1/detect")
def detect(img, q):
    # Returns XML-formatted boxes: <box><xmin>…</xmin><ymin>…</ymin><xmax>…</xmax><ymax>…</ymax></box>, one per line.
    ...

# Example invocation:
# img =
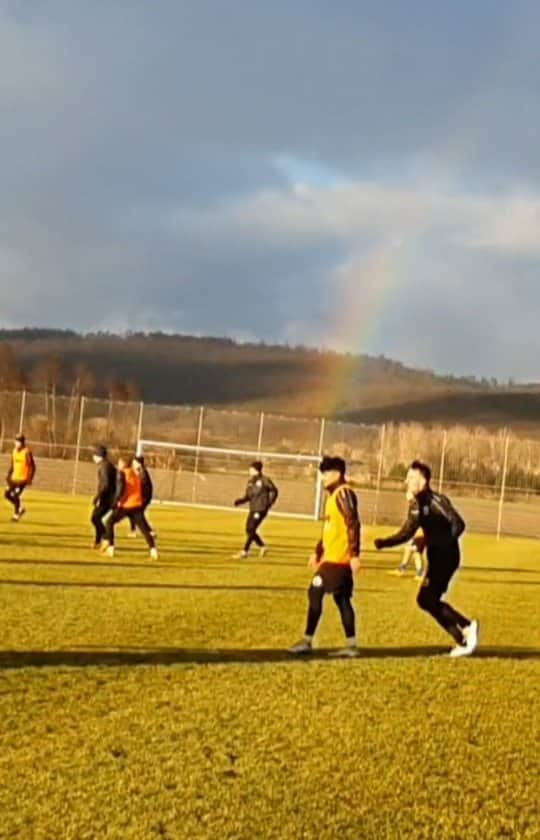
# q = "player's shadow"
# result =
<box><xmin>0</xmin><ymin>577</ymin><xmax>383</xmax><ymax>597</ymax></box>
<box><xmin>465</xmin><ymin>577</ymin><xmax>540</xmax><ymax>586</ymax></box>
<box><xmin>463</xmin><ymin>565</ymin><xmax>540</xmax><ymax>575</ymax></box>
<box><xmin>0</xmin><ymin>645</ymin><xmax>539</xmax><ymax>670</ymax></box>
<box><xmin>0</xmin><ymin>576</ymin><xmax>308</xmax><ymax>593</ymax></box>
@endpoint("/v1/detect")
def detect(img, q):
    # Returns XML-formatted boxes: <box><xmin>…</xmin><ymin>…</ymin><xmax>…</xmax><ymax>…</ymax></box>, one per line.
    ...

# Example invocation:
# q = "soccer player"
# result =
<box><xmin>389</xmin><ymin>492</ymin><xmax>426</xmax><ymax>580</ymax></box>
<box><xmin>233</xmin><ymin>460</ymin><xmax>278</xmax><ymax>559</ymax></box>
<box><xmin>102</xmin><ymin>454</ymin><xmax>158</xmax><ymax>560</ymax></box>
<box><xmin>374</xmin><ymin>460</ymin><xmax>479</xmax><ymax>658</ymax></box>
<box><xmin>127</xmin><ymin>455</ymin><xmax>155</xmax><ymax>539</ymax></box>
<box><xmin>91</xmin><ymin>445</ymin><xmax>117</xmax><ymax>548</ymax></box>
<box><xmin>289</xmin><ymin>456</ymin><xmax>361</xmax><ymax>658</ymax></box>
<box><xmin>5</xmin><ymin>433</ymin><xmax>35</xmax><ymax>521</ymax></box>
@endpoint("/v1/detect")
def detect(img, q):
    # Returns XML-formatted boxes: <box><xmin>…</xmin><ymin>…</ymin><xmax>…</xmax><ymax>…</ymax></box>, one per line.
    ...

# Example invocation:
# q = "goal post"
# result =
<box><xmin>137</xmin><ymin>439</ymin><xmax>324</xmax><ymax>520</ymax></box>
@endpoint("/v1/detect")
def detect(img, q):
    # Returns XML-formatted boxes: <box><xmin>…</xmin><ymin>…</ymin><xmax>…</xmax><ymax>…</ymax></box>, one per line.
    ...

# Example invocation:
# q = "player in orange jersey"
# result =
<box><xmin>5</xmin><ymin>434</ymin><xmax>36</xmax><ymax>521</ymax></box>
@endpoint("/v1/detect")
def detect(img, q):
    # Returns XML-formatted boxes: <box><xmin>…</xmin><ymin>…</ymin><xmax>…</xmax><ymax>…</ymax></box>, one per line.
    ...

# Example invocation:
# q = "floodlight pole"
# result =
<box><xmin>496</xmin><ymin>430</ymin><xmax>510</xmax><ymax>540</ymax></box>
<box><xmin>438</xmin><ymin>429</ymin><xmax>448</xmax><ymax>493</ymax></box>
<box><xmin>18</xmin><ymin>390</ymin><xmax>27</xmax><ymax>435</ymax></box>
<box><xmin>372</xmin><ymin>423</ymin><xmax>386</xmax><ymax>526</ymax></box>
<box><xmin>192</xmin><ymin>406</ymin><xmax>205</xmax><ymax>502</ymax></box>
<box><xmin>313</xmin><ymin>417</ymin><xmax>327</xmax><ymax>520</ymax></box>
<box><xmin>257</xmin><ymin>412</ymin><xmax>265</xmax><ymax>453</ymax></box>
<box><xmin>71</xmin><ymin>396</ymin><xmax>86</xmax><ymax>496</ymax></box>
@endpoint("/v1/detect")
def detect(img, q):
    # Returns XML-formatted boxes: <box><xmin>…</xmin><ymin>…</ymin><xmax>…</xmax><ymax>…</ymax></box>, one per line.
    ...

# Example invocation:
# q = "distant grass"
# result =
<box><xmin>0</xmin><ymin>492</ymin><xmax>539</xmax><ymax>839</ymax></box>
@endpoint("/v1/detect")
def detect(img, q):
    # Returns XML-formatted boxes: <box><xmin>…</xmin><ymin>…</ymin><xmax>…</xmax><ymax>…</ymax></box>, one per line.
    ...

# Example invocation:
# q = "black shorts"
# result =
<box><xmin>424</xmin><ymin>545</ymin><xmax>460</xmax><ymax>598</ymax></box>
<box><xmin>246</xmin><ymin>510</ymin><xmax>267</xmax><ymax>531</ymax></box>
<box><xmin>311</xmin><ymin>562</ymin><xmax>353</xmax><ymax>597</ymax></box>
<box><xmin>6</xmin><ymin>481</ymin><xmax>27</xmax><ymax>495</ymax></box>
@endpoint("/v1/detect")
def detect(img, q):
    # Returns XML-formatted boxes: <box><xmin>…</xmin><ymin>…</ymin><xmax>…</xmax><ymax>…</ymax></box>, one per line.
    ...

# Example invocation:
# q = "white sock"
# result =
<box><xmin>346</xmin><ymin>637</ymin><xmax>356</xmax><ymax>648</ymax></box>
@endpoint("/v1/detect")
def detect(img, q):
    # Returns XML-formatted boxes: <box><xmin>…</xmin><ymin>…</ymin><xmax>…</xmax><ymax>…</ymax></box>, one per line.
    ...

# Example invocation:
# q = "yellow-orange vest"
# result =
<box><xmin>322</xmin><ymin>483</ymin><xmax>356</xmax><ymax>564</ymax></box>
<box><xmin>119</xmin><ymin>468</ymin><xmax>143</xmax><ymax>509</ymax></box>
<box><xmin>11</xmin><ymin>447</ymin><xmax>33</xmax><ymax>483</ymax></box>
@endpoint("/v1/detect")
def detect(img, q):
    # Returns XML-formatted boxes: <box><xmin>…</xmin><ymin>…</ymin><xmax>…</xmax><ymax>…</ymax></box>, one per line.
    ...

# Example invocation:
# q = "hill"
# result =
<box><xmin>1</xmin><ymin>328</ymin><xmax>539</xmax><ymax>430</ymax></box>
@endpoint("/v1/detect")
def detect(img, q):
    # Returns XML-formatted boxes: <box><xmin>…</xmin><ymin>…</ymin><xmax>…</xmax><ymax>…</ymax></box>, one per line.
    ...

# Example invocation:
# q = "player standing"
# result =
<box><xmin>375</xmin><ymin>460</ymin><xmax>479</xmax><ymax>657</ymax></box>
<box><xmin>289</xmin><ymin>456</ymin><xmax>361</xmax><ymax>658</ymax></box>
<box><xmin>233</xmin><ymin>460</ymin><xmax>278</xmax><ymax>559</ymax></box>
<box><xmin>91</xmin><ymin>444</ymin><xmax>117</xmax><ymax>548</ymax></box>
<box><xmin>5</xmin><ymin>434</ymin><xmax>35</xmax><ymax>521</ymax></box>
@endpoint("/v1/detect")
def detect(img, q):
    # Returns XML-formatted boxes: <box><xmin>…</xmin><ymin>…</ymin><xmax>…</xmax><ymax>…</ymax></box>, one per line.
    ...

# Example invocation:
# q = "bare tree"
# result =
<box><xmin>0</xmin><ymin>343</ymin><xmax>25</xmax><ymax>391</ymax></box>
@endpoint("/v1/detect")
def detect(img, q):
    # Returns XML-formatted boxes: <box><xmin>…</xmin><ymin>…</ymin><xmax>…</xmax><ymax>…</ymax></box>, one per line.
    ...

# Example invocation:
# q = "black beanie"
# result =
<box><xmin>94</xmin><ymin>444</ymin><xmax>107</xmax><ymax>458</ymax></box>
<box><xmin>251</xmin><ymin>460</ymin><xmax>263</xmax><ymax>473</ymax></box>
<box><xmin>319</xmin><ymin>455</ymin><xmax>346</xmax><ymax>475</ymax></box>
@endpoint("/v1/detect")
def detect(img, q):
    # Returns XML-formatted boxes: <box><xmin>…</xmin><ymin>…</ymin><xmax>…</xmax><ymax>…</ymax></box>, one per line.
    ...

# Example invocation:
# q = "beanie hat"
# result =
<box><xmin>319</xmin><ymin>455</ymin><xmax>346</xmax><ymax>475</ymax></box>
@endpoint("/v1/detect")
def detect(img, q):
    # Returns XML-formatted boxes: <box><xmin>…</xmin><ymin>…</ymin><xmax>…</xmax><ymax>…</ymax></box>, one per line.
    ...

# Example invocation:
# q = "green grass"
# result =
<box><xmin>0</xmin><ymin>492</ymin><xmax>539</xmax><ymax>840</ymax></box>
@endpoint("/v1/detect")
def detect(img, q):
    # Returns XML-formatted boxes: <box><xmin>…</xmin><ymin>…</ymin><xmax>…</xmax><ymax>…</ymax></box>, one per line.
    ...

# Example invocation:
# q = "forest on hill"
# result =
<box><xmin>0</xmin><ymin>328</ymin><xmax>538</xmax><ymax>430</ymax></box>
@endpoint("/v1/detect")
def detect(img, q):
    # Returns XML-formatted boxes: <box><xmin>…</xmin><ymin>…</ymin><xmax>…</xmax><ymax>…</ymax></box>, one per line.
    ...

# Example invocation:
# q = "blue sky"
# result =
<box><xmin>1</xmin><ymin>0</ymin><xmax>540</xmax><ymax>379</ymax></box>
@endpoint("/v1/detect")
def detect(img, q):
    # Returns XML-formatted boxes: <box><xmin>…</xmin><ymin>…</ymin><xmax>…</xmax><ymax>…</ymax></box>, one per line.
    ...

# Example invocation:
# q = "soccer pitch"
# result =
<box><xmin>0</xmin><ymin>494</ymin><xmax>538</xmax><ymax>839</ymax></box>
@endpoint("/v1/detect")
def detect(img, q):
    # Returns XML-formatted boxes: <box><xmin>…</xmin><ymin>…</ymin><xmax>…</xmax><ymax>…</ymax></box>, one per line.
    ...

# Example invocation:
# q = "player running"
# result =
<box><xmin>127</xmin><ymin>454</ymin><xmax>156</xmax><ymax>539</ymax></box>
<box><xmin>101</xmin><ymin>455</ymin><xmax>158</xmax><ymax>560</ymax></box>
<box><xmin>233</xmin><ymin>460</ymin><xmax>278</xmax><ymax>559</ymax></box>
<box><xmin>375</xmin><ymin>460</ymin><xmax>479</xmax><ymax>658</ymax></box>
<box><xmin>5</xmin><ymin>433</ymin><xmax>35</xmax><ymax>521</ymax></box>
<box><xmin>289</xmin><ymin>456</ymin><xmax>361</xmax><ymax>658</ymax></box>
<box><xmin>91</xmin><ymin>445</ymin><xmax>117</xmax><ymax>549</ymax></box>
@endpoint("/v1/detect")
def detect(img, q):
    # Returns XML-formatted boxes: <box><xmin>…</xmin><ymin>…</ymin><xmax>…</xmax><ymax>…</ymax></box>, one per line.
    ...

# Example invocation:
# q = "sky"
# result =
<box><xmin>1</xmin><ymin>0</ymin><xmax>540</xmax><ymax>380</ymax></box>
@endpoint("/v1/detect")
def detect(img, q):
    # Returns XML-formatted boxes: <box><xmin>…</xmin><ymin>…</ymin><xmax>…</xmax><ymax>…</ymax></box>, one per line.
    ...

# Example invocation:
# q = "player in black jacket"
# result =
<box><xmin>91</xmin><ymin>445</ymin><xmax>117</xmax><ymax>548</ymax></box>
<box><xmin>375</xmin><ymin>460</ymin><xmax>479</xmax><ymax>657</ymax></box>
<box><xmin>233</xmin><ymin>460</ymin><xmax>278</xmax><ymax>559</ymax></box>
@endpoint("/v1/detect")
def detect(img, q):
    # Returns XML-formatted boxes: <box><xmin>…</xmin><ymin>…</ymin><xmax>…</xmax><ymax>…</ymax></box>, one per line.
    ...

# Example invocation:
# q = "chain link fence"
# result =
<box><xmin>1</xmin><ymin>389</ymin><xmax>539</xmax><ymax>537</ymax></box>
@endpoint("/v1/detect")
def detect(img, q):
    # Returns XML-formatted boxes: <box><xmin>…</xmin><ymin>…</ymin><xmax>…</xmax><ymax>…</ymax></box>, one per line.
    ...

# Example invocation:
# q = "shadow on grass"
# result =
<box><xmin>0</xmin><ymin>645</ymin><xmax>539</xmax><ymax>669</ymax></box>
<box><xmin>463</xmin><ymin>565</ymin><xmax>540</xmax><ymax>575</ymax></box>
<box><xmin>0</xmin><ymin>577</ymin><xmax>308</xmax><ymax>593</ymax></box>
<box><xmin>464</xmin><ymin>578</ymin><xmax>540</xmax><ymax>586</ymax></box>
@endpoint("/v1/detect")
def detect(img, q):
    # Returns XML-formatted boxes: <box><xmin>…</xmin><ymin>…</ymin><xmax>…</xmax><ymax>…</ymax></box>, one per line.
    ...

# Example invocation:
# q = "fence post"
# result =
<box><xmin>317</xmin><ymin>417</ymin><xmax>326</xmax><ymax>456</ymax></box>
<box><xmin>438</xmin><ymin>429</ymin><xmax>448</xmax><ymax>493</ymax></box>
<box><xmin>496</xmin><ymin>430</ymin><xmax>510</xmax><ymax>540</ymax></box>
<box><xmin>71</xmin><ymin>396</ymin><xmax>86</xmax><ymax>496</ymax></box>
<box><xmin>372</xmin><ymin>423</ymin><xmax>386</xmax><ymax>526</ymax></box>
<box><xmin>192</xmin><ymin>405</ymin><xmax>205</xmax><ymax>502</ymax></box>
<box><xmin>257</xmin><ymin>411</ymin><xmax>265</xmax><ymax>453</ymax></box>
<box><xmin>313</xmin><ymin>418</ymin><xmax>327</xmax><ymax>520</ymax></box>
<box><xmin>18</xmin><ymin>389</ymin><xmax>27</xmax><ymax>435</ymax></box>
<box><xmin>136</xmin><ymin>401</ymin><xmax>145</xmax><ymax>454</ymax></box>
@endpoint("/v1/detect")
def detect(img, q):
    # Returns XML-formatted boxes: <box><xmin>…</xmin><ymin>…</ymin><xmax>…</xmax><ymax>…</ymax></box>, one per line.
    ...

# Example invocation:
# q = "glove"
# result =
<box><xmin>234</xmin><ymin>499</ymin><xmax>243</xmax><ymax>507</ymax></box>
<box><xmin>374</xmin><ymin>538</ymin><xmax>386</xmax><ymax>551</ymax></box>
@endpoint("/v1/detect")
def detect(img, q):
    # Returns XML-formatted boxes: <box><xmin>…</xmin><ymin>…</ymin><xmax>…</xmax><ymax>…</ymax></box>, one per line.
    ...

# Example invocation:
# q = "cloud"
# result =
<box><xmin>1</xmin><ymin>1</ymin><xmax>540</xmax><ymax>381</ymax></box>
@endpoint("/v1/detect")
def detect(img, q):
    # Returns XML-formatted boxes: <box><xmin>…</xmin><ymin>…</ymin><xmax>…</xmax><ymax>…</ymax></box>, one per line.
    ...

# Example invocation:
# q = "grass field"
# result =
<box><xmin>0</xmin><ymin>493</ymin><xmax>539</xmax><ymax>840</ymax></box>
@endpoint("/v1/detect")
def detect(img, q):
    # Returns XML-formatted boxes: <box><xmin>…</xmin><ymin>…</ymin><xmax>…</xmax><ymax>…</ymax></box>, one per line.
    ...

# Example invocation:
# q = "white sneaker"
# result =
<box><xmin>328</xmin><ymin>646</ymin><xmax>360</xmax><ymax>658</ymax></box>
<box><xmin>105</xmin><ymin>545</ymin><xmax>115</xmax><ymax>559</ymax></box>
<box><xmin>149</xmin><ymin>547</ymin><xmax>159</xmax><ymax>561</ymax></box>
<box><xmin>462</xmin><ymin>620</ymin><xmax>479</xmax><ymax>654</ymax></box>
<box><xmin>259</xmin><ymin>546</ymin><xmax>269</xmax><ymax>558</ymax></box>
<box><xmin>449</xmin><ymin>644</ymin><xmax>472</xmax><ymax>658</ymax></box>
<box><xmin>127</xmin><ymin>531</ymin><xmax>137</xmax><ymax>539</ymax></box>
<box><xmin>232</xmin><ymin>551</ymin><xmax>248</xmax><ymax>560</ymax></box>
<box><xmin>288</xmin><ymin>639</ymin><xmax>313</xmax><ymax>655</ymax></box>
